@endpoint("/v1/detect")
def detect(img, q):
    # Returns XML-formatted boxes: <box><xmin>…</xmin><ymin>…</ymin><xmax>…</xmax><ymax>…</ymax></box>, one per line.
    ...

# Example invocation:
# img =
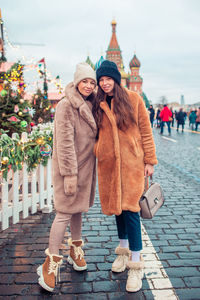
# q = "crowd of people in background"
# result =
<box><xmin>148</xmin><ymin>105</ymin><xmax>200</xmax><ymax>134</ymax></box>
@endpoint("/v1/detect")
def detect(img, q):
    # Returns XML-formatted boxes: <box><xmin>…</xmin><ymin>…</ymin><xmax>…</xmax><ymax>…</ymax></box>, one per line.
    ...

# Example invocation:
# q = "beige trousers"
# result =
<box><xmin>49</xmin><ymin>212</ymin><xmax>82</xmax><ymax>255</ymax></box>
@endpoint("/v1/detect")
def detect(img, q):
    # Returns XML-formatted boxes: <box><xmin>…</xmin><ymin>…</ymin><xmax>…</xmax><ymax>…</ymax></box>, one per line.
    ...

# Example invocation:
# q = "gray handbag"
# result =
<box><xmin>139</xmin><ymin>176</ymin><xmax>164</xmax><ymax>219</ymax></box>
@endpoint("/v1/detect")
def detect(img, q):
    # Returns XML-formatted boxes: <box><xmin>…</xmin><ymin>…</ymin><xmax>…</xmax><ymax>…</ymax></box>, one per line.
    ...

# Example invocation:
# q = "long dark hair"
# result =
<box><xmin>92</xmin><ymin>83</ymin><xmax>135</xmax><ymax>131</ymax></box>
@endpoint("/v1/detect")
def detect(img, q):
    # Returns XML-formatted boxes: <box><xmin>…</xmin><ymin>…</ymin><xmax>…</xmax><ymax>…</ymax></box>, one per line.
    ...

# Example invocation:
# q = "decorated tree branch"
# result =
<box><xmin>31</xmin><ymin>88</ymin><xmax>51</xmax><ymax>124</ymax></box>
<box><xmin>0</xmin><ymin>62</ymin><xmax>32</xmax><ymax>136</ymax></box>
<box><xmin>0</xmin><ymin>128</ymin><xmax>53</xmax><ymax>180</ymax></box>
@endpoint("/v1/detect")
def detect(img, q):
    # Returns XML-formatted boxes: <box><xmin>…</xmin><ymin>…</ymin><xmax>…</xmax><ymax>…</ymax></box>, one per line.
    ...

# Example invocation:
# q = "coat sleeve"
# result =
<box><xmin>55</xmin><ymin>101</ymin><xmax>78</xmax><ymax>176</ymax></box>
<box><xmin>138</xmin><ymin>96</ymin><xmax>158</xmax><ymax>165</ymax></box>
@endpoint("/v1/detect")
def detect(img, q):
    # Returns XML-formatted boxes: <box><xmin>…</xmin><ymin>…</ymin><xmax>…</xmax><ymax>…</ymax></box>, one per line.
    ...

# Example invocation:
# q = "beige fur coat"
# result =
<box><xmin>52</xmin><ymin>82</ymin><xmax>97</xmax><ymax>214</ymax></box>
<box><xmin>94</xmin><ymin>90</ymin><xmax>158</xmax><ymax>216</ymax></box>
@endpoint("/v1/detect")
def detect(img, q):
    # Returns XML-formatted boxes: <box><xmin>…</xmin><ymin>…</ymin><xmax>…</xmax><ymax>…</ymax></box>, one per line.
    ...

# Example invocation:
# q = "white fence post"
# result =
<box><xmin>13</xmin><ymin>170</ymin><xmax>19</xmax><ymax>224</ymax></box>
<box><xmin>42</xmin><ymin>158</ymin><xmax>53</xmax><ymax>213</ymax></box>
<box><xmin>0</xmin><ymin>129</ymin><xmax>54</xmax><ymax>231</ymax></box>
<box><xmin>39</xmin><ymin>164</ymin><xmax>45</xmax><ymax>209</ymax></box>
<box><xmin>2</xmin><ymin>178</ymin><xmax>9</xmax><ymax>230</ymax></box>
<box><xmin>31</xmin><ymin>169</ymin><xmax>37</xmax><ymax>214</ymax></box>
<box><xmin>21</xmin><ymin>132</ymin><xmax>29</xmax><ymax>219</ymax></box>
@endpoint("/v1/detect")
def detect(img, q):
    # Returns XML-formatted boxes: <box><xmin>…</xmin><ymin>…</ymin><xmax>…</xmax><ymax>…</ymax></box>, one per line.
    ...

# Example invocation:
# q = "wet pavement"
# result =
<box><xmin>0</xmin><ymin>125</ymin><xmax>200</xmax><ymax>300</ymax></box>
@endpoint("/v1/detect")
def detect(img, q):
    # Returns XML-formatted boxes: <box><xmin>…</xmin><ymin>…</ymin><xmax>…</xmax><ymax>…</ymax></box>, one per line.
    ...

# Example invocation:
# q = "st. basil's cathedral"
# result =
<box><xmin>86</xmin><ymin>19</ymin><xmax>149</xmax><ymax>105</ymax></box>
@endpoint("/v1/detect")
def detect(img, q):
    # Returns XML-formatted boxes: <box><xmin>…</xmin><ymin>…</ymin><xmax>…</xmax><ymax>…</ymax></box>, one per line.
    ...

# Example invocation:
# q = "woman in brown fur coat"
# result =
<box><xmin>94</xmin><ymin>60</ymin><xmax>158</xmax><ymax>293</ymax></box>
<box><xmin>37</xmin><ymin>63</ymin><xmax>97</xmax><ymax>292</ymax></box>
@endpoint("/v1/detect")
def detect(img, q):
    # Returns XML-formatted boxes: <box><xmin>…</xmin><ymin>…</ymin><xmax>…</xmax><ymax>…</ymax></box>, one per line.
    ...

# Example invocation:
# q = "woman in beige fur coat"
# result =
<box><xmin>37</xmin><ymin>63</ymin><xmax>97</xmax><ymax>292</ymax></box>
<box><xmin>94</xmin><ymin>60</ymin><xmax>158</xmax><ymax>293</ymax></box>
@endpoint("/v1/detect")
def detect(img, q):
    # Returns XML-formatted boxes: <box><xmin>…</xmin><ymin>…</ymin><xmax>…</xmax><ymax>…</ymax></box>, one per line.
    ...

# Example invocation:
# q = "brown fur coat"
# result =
<box><xmin>94</xmin><ymin>90</ymin><xmax>158</xmax><ymax>216</ymax></box>
<box><xmin>52</xmin><ymin>82</ymin><xmax>97</xmax><ymax>214</ymax></box>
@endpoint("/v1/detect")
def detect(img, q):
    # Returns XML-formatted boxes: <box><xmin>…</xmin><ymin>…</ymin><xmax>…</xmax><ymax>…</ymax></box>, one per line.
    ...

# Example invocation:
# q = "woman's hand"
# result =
<box><xmin>64</xmin><ymin>175</ymin><xmax>77</xmax><ymax>195</ymax></box>
<box><xmin>144</xmin><ymin>164</ymin><xmax>154</xmax><ymax>177</ymax></box>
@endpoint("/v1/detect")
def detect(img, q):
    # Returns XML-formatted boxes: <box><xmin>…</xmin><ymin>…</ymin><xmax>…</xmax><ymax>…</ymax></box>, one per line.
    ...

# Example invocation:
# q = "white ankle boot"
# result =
<box><xmin>111</xmin><ymin>246</ymin><xmax>131</xmax><ymax>273</ymax></box>
<box><xmin>126</xmin><ymin>257</ymin><xmax>144</xmax><ymax>292</ymax></box>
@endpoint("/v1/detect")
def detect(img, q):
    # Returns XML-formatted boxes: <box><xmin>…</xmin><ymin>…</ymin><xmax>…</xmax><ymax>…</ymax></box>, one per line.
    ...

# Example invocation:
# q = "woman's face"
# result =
<box><xmin>99</xmin><ymin>76</ymin><xmax>115</xmax><ymax>95</ymax></box>
<box><xmin>77</xmin><ymin>78</ymin><xmax>96</xmax><ymax>97</ymax></box>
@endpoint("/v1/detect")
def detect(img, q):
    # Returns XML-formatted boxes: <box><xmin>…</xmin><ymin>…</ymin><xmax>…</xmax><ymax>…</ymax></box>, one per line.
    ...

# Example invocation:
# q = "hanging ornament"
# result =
<box><xmin>23</xmin><ymin>107</ymin><xmax>29</xmax><ymax>113</ymax></box>
<box><xmin>28</xmin><ymin>107</ymin><xmax>36</xmax><ymax>117</ymax></box>
<box><xmin>40</xmin><ymin>144</ymin><xmax>52</xmax><ymax>157</ymax></box>
<box><xmin>2</xmin><ymin>113</ymin><xmax>6</xmax><ymax>117</ymax></box>
<box><xmin>18</xmin><ymin>111</ymin><xmax>23</xmax><ymax>116</ymax></box>
<box><xmin>1</xmin><ymin>90</ymin><xmax>8</xmax><ymax>97</ymax></box>
<box><xmin>36</xmin><ymin>137</ymin><xmax>44</xmax><ymax>145</ymax></box>
<box><xmin>19</xmin><ymin>99</ymin><xmax>24</xmax><ymax>104</ymax></box>
<box><xmin>14</xmin><ymin>105</ymin><xmax>19</xmax><ymax>113</ymax></box>
<box><xmin>1</xmin><ymin>157</ymin><xmax>9</xmax><ymax>165</ymax></box>
<box><xmin>20</xmin><ymin>120</ymin><xmax>27</xmax><ymax>128</ymax></box>
<box><xmin>30</xmin><ymin>122</ymin><xmax>35</xmax><ymax>127</ymax></box>
<box><xmin>11</xmin><ymin>82</ymin><xmax>18</xmax><ymax>91</ymax></box>
<box><xmin>7</xmin><ymin>116</ymin><xmax>20</xmax><ymax>122</ymax></box>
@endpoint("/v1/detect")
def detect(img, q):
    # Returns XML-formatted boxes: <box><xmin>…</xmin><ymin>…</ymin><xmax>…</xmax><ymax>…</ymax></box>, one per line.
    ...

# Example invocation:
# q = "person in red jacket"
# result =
<box><xmin>160</xmin><ymin>104</ymin><xmax>172</xmax><ymax>135</ymax></box>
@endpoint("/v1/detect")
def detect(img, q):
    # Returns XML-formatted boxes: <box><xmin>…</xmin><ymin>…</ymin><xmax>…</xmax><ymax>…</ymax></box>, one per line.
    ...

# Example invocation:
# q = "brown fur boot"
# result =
<box><xmin>126</xmin><ymin>256</ymin><xmax>144</xmax><ymax>292</ymax></box>
<box><xmin>37</xmin><ymin>248</ymin><xmax>63</xmax><ymax>292</ymax></box>
<box><xmin>67</xmin><ymin>238</ymin><xmax>87</xmax><ymax>271</ymax></box>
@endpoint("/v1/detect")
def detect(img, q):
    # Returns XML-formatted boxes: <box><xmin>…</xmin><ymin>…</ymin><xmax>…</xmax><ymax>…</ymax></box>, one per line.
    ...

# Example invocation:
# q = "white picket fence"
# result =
<box><xmin>0</xmin><ymin>128</ymin><xmax>54</xmax><ymax>231</ymax></box>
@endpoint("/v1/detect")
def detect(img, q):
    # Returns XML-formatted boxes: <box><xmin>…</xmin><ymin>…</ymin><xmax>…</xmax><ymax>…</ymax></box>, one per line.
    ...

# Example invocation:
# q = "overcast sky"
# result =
<box><xmin>1</xmin><ymin>0</ymin><xmax>200</xmax><ymax>104</ymax></box>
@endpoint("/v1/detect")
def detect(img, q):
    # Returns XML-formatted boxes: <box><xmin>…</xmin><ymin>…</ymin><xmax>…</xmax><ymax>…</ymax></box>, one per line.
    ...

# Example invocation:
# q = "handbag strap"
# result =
<box><xmin>144</xmin><ymin>175</ymin><xmax>153</xmax><ymax>192</ymax></box>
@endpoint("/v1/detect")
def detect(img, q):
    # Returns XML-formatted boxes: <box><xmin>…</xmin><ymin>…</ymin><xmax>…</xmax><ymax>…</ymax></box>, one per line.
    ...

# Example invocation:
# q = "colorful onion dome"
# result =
<box><xmin>85</xmin><ymin>56</ymin><xmax>95</xmax><ymax>70</ymax></box>
<box><xmin>111</xmin><ymin>19</ymin><xmax>117</xmax><ymax>25</ymax></box>
<box><xmin>120</xmin><ymin>64</ymin><xmax>129</xmax><ymax>79</ymax></box>
<box><xmin>129</xmin><ymin>54</ymin><xmax>141</xmax><ymax>68</ymax></box>
<box><xmin>95</xmin><ymin>55</ymin><xmax>104</xmax><ymax>70</ymax></box>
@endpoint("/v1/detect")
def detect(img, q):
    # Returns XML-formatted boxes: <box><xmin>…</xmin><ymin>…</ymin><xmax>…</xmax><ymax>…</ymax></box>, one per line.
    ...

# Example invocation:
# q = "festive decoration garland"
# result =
<box><xmin>0</xmin><ymin>127</ymin><xmax>53</xmax><ymax>180</ymax></box>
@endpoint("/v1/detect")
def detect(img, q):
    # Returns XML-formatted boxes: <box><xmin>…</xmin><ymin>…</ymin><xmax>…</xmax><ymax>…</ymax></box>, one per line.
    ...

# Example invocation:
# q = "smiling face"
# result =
<box><xmin>99</xmin><ymin>76</ymin><xmax>115</xmax><ymax>96</ymax></box>
<box><xmin>77</xmin><ymin>78</ymin><xmax>96</xmax><ymax>98</ymax></box>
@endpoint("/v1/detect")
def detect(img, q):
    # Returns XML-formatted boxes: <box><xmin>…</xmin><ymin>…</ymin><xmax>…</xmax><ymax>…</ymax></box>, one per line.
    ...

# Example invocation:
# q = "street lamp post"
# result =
<box><xmin>0</xmin><ymin>8</ymin><xmax>7</xmax><ymax>62</ymax></box>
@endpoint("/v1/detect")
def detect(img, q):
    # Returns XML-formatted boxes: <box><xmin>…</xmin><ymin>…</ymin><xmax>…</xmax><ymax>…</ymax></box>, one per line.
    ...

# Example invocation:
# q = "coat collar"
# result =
<box><xmin>100</xmin><ymin>100</ymin><xmax>116</xmax><ymax>125</ymax></box>
<box><xmin>65</xmin><ymin>82</ymin><xmax>97</xmax><ymax>133</ymax></box>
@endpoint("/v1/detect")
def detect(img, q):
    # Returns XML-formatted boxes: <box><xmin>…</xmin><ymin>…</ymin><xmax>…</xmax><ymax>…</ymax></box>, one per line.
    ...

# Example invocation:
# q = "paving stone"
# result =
<box><xmin>93</xmin><ymin>280</ymin><xmax>119</xmax><ymax>292</ymax></box>
<box><xmin>167</xmin><ymin>259</ymin><xmax>200</xmax><ymax>267</ymax></box>
<box><xmin>0</xmin><ymin>285</ymin><xmax>31</xmax><ymax>295</ymax></box>
<box><xmin>183</xmin><ymin>276</ymin><xmax>200</xmax><ymax>288</ymax></box>
<box><xmin>84</xmin><ymin>255</ymin><xmax>105</xmax><ymax>263</ymax></box>
<box><xmin>78</xmin><ymin>294</ymin><xmax>107</xmax><ymax>300</ymax></box>
<box><xmin>97</xmin><ymin>263</ymin><xmax>112</xmax><ymax>271</ymax></box>
<box><xmin>15</xmin><ymin>273</ymin><xmax>38</xmax><ymax>284</ymax></box>
<box><xmin>175</xmin><ymin>288</ymin><xmax>200</xmax><ymax>300</ymax></box>
<box><xmin>108</xmin><ymin>291</ymin><xmax>145</xmax><ymax>299</ymax></box>
<box><xmin>61</xmin><ymin>282</ymin><xmax>92</xmax><ymax>294</ymax></box>
<box><xmin>0</xmin><ymin>274</ymin><xmax>15</xmax><ymax>284</ymax></box>
<box><xmin>164</xmin><ymin>267</ymin><xmax>200</xmax><ymax>278</ymax></box>
<box><xmin>86</xmin><ymin>249</ymin><xmax>110</xmax><ymax>256</ymax></box>
<box><xmin>85</xmin><ymin>271</ymin><xmax>110</xmax><ymax>282</ymax></box>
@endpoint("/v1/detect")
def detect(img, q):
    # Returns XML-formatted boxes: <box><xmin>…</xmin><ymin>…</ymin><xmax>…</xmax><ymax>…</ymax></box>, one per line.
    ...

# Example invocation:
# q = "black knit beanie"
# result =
<box><xmin>96</xmin><ymin>60</ymin><xmax>121</xmax><ymax>85</ymax></box>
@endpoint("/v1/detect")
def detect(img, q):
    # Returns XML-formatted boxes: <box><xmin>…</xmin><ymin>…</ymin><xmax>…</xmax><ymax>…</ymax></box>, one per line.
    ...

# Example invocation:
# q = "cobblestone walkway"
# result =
<box><xmin>0</xmin><ymin>128</ymin><xmax>200</xmax><ymax>300</ymax></box>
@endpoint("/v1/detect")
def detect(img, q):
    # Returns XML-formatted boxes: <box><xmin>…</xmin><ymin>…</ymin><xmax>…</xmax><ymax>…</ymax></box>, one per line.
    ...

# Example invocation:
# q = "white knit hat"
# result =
<box><xmin>73</xmin><ymin>62</ymin><xmax>96</xmax><ymax>87</ymax></box>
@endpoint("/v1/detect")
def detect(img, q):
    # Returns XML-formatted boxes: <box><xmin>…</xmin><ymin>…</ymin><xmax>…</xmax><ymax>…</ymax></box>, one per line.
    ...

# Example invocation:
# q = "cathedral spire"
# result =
<box><xmin>106</xmin><ymin>19</ymin><xmax>122</xmax><ymax>70</ymax></box>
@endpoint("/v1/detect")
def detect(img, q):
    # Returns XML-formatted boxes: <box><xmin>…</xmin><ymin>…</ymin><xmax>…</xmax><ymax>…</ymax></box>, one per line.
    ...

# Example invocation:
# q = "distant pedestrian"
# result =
<box><xmin>93</xmin><ymin>60</ymin><xmax>158</xmax><ymax>293</ymax></box>
<box><xmin>176</xmin><ymin>108</ymin><xmax>185</xmax><ymax>132</ymax></box>
<box><xmin>156</xmin><ymin>108</ymin><xmax>161</xmax><ymax>128</ymax></box>
<box><xmin>189</xmin><ymin>110</ymin><xmax>197</xmax><ymax>130</ymax></box>
<box><xmin>170</xmin><ymin>107</ymin><xmax>175</xmax><ymax>127</ymax></box>
<box><xmin>195</xmin><ymin>107</ymin><xmax>200</xmax><ymax>131</ymax></box>
<box><xmin>37</xmin><ymin>62</ymin><xmax>97</xmax><ymax>292</ymax></box>
<box><xmin>159</xmin><ymin>104</ymin><xmax>172</xmax><ymax>135</ymax></box>
<box><xmin>148</xmin><ymin>105</ymin><xmax>155</xmax><ymax>128</ymax></box>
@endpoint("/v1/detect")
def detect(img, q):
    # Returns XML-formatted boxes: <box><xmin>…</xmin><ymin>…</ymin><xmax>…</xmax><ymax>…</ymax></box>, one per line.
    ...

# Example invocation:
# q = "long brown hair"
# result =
<box><xmin>92</xmin><ymin>83</ymin><xmax>135</xmax><ymax>131</ymax></box>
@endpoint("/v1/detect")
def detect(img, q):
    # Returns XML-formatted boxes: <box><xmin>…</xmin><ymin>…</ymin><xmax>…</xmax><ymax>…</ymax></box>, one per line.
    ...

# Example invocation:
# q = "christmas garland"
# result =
<box><xmin>0</xmin><ymin>128</ymin><xmax>53</xmax><ymax>180</ymax></box>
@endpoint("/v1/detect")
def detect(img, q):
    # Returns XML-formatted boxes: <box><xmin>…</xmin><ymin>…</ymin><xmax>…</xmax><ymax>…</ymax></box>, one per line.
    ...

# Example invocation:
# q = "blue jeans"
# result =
<box><xmin>115</xmin><ymin>211</ymin><xmax>142</xmax><ymax>251</ymax></box>
<box><xmin>160</xmin><ymin>121</ymin><xmax>171</xmax><ymax>134</ymax></box>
